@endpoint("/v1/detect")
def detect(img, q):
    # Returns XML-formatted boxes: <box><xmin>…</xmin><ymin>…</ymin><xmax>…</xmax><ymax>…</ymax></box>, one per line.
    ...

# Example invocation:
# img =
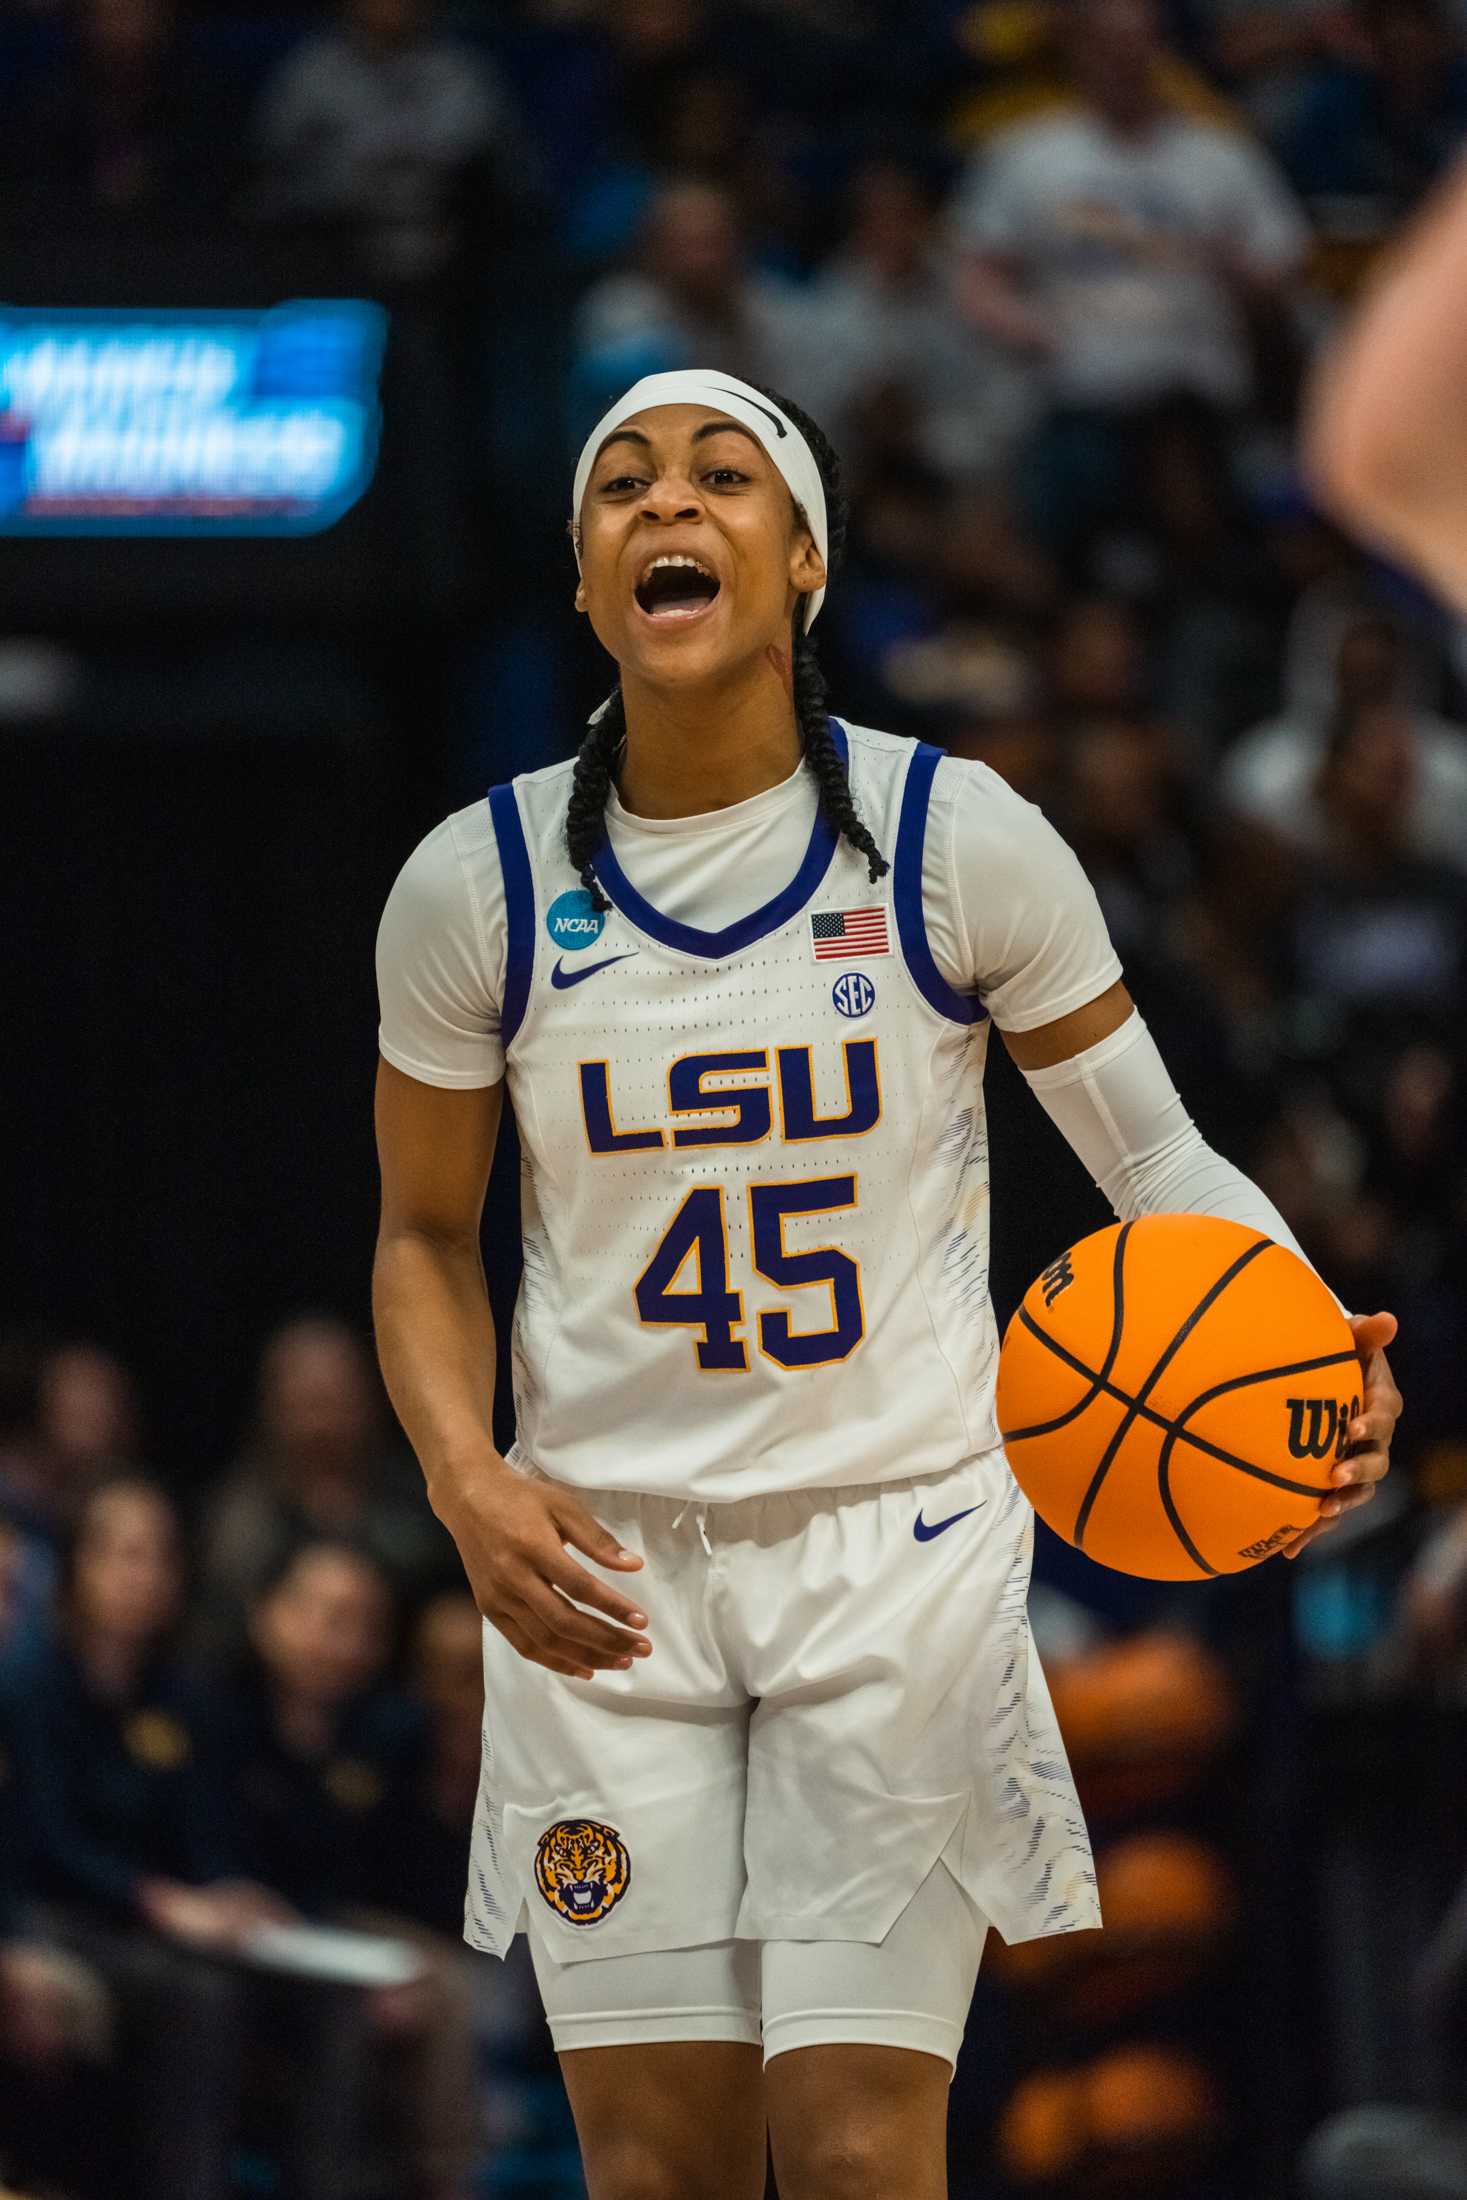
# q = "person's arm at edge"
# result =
<box><xmin>1304</xmin><ymin>151</ymin><xmax>1467</xmax><ymax>612</ymax></box>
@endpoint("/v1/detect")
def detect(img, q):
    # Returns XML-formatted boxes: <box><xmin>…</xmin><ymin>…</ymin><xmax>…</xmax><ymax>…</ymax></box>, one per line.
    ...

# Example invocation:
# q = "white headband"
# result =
<box><xmin>570</xmin><ymin>369</ymin><xmax>828</xmax><ymax>636</ymax></box>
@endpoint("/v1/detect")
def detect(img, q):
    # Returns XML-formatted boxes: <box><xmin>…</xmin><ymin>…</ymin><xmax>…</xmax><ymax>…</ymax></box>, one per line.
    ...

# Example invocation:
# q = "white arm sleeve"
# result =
<box><xmin>1020</xmin><ymin>1010</ymin><xmax>1349</xmax><ymax>1312</ymax></box>
<box><xmin>375</xmin><ymin>809</ymin><xmax>505</xmax><ymax>1088</ymax></box>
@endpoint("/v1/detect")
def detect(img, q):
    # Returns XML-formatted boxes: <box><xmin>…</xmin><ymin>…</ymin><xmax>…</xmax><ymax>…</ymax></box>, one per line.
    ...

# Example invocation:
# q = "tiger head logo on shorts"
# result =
<box><xmin>534</xmin><ymin>1818</ymin><xmax>632</xmax><ymax>1926</ymax></box>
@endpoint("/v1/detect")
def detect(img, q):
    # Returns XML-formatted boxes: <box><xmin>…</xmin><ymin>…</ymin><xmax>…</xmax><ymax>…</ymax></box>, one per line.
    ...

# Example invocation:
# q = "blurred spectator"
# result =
<box><xmin>6</xmin><ymin>1475</ymin><xmax>264</xmax><ymax>2199</ymax></box>
<box><xmin>570</xmin><ymin>175</ymin><xmax>805</xmax><ymax>431</ymax></box>
<box><xmin>1059</xmin><ymin>714</ymin><xmax>1199</xmax><ymax>965</ymax></box>
<box><xmin>202</xmin><ymin>1539</ymin><xmax>481</xmax><ymax>2198</ymax></box>
<box><xmin>832</xmin><ymin>456</ymin><xmax>1062</xmax><ymax>736</ymax></box>
<box><xmin>949</xmin><ymin>0</ymin><xmax>1236</xmax><ymax>151</ymax></box>
<box><xmin>586</xmin><ymin>0</ymin><xmax>718</xmax><ymax>168</ymax></box>
<box><xmin>1286</xmin><ymin>699</ymin><xmax>1467</xmax><ymax>1034</ymax></box>
<box><xmin>1277</xmin><ymin>0</ymin><xmax>1467</xmax><ymax>223</ymax></box>
<box><xmin>1203</xmin><ymin>0</ymin><xmax>1368</xmax><ymax>136</ymax></box>
<box><xmin>1400</xmin><ymin>1489</ymin><xmax>1467</xmax><ymax>1671</ymax></box>
<box><xmin>1132</xmin><ymin>396</ymin><xmax>1293</xmax><ymax>758</ymax></box>
<box><xmin>405</xmin><ymin>1591</ymin><xmax>483</xmax><ymax>1938</ymax></box>
<box><xmin>206</xmin><ymin>1538</ymin><xmax>425</xmax><ymax>1917</ymax></box>
<box><xmin>0</xmin><ymin>0</ymin><xmax>245</xmax><ymax>231</ymax></box>
<box><xmin>1222</xmin><ymin>606</ymin><xmax>1467</xmax><ymax>871</ymax></box>
<box><xmin>36</xmin><ymin>1342</ymin><xmax>143</xmax><ymax>1479</ymax></box>
<box><xmin>1300</xmin><ymin>1847</ymin><xmax>1467</xmax><ymax>2197</ymax></box>
<box><xmin>0</xmin><ymin>1337</ymin><xmax>142</xmax><ymax>1537</ymax></box>
<box><xmin>0</xmin><ymin>1335</ymin><xmax>144</xmax><ymax>1658</ymax></box>
<box><xmin>780</xmin><ymin>153</ymin><xmax>1035</xmax><ymax>490</ymax></box>
<box><xmin>949</xmin><ymin>0</ymin><xmax>1308</xmax><ymax>554</ymax></box>
<box><xmin>196</xmin><ymin>1313</ymin><xmax>456</xmax><ymax>1662</ymax></box>
<box><xmin>7</xmin><ymin>1475</ymin><xmax>253</xmax><ymax>1931</ymax></box>
<box><xmin>250</xmin><ymin>0</ymin><xmax>538</xmax><ymax>286</ymax></box>
<box><xmin>1051</xmin><ymin>593</ymin><xmax>1153</xmax><ymax>726</ymax></box>
<box><xmin>1302</xmin><ymin>2105</ymin><xmax>1467</xmax><ymax>2199</ymax></box>
<box><xmin>569</xmin><ymin>59</ymin><xmax>774</xmax><ymax>270</ymax></box>
<box><xmin>519</xmin><ymin>0</ymin><xmax>721</xmax><ymax>263</ymax></box>
<box><xmin>0</xmin><ymin>1514</ymin><xmax>113</xmax><ymax>2200</ymax></box>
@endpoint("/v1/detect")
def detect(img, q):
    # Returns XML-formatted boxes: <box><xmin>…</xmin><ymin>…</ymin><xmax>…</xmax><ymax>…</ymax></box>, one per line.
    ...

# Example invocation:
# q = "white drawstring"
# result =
<box><xmin>670</xmin><ymin>1499</ymin><xmax>713</xmax><ymax>1555</ymax></box>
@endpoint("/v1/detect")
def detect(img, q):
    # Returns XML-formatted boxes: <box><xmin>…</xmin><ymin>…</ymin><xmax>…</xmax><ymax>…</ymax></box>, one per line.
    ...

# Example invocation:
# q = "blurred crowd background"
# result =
<box><xmin>3</xmin><ymin>0</ymin><xmax>1467</xmax><ymax>2194</ymax></box>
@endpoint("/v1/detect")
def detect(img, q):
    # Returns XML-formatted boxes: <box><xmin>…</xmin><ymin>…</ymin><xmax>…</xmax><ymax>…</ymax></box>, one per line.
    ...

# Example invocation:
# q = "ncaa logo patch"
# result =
<box><xmin>534</xmin><ymin>1817</ymin><xmax>631</xmax><ymax>1926</ymax></box>
<box><xmin>831</xmin><ymin>970</ymin><xmax>877</xmax><ymax>1019</ymax></box>
<box><xmin>545</xmin><ymin>889</ymin><xmax>607</xmax><ymax>952</ymax></box>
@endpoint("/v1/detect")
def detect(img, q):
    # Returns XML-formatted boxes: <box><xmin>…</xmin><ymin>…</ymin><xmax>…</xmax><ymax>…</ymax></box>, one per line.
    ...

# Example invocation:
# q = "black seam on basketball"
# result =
<box><xmin>1004</xmin><ymin>1225</ymin><xmax>1133</xmax><ymax>1441</ymax></box>
<box><xmin>1070</xmin><ymin>1237</ymin><xmax>1270</xmax><ymax>1550</ymax></box>
<box><xmin>1168</xmin><ymin>1434</ymin><xmax>1328</xmax><ymax>1500</ymax></box>
<box><xmin>1156</xmin><ymin>1347</ymin><xmax>1359</xmax><ymax>1551</ymax></box>
<box><xmin>1071</xmin><ymin>1406</ymin><xmax>1135</xmax><ymax>1552</ymax></box>
<box><xmin>1170</xmin><ymin>1348</ymin><xmax>1357</xmax><ymax>1419</ymax></box>
<box><xmin>1014</xmin><ymin>1316</ymin><xmax>1116</xmax><ymax>1396</ymax></box>
<box><xmin>1010</xmin><ymin>1319</ymin><xmax>1347</xmax><ymax>1491</ymax></box>
<box><xmin>1156</xmin><ymin>1430</ymin><xmax>1218</xmax><ymax>1576</ymax></box>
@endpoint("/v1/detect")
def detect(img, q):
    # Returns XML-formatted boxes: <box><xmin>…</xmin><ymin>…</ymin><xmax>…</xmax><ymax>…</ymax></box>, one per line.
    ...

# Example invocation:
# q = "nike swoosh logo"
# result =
<box><xmin>913</xmin><ymin>1503</ymin><xmax>984</xmax><ymax>1543</ymax></box>
<box><xmin>550</xmin><ymin>952</ymin><xmax>639</xmax><ymax>989</ymax></box>
<box><xmin>713</xmin><ymin>387</ymin><xmax>786</xmax><ymax>437</ymax></box>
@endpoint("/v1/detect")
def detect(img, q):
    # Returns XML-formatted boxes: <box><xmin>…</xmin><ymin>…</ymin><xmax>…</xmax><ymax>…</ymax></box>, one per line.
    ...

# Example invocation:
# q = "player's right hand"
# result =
<box><xmin>432</xmin><ymin>1455</ymin><xmax>650</xmax><ymax>1681</ymax></box>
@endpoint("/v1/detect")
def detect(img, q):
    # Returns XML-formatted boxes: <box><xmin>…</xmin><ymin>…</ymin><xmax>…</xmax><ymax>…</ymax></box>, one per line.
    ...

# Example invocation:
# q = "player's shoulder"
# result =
<box><xmin>401</xmin><ymin>795</ymin><xmax>495</xmax><ymax>875</ymax></box>
<box><xmin>386</xmin><ymin>793</ymin><xmax>502</xmax><ymax>919</ymax></box>
<box><xmin>438</xmin><ymin>750</ymin><xmax>579</xmax><ymax>854</ymax></box>
<box><xmin>926</xmin><ymin>746</ymin><xmax>1041</xmax><ymax>824</ymax></box>
<box><xmin>931</xmin><ymin>752</ymin><xmax>1081</xmax><ymax>886</ymax></box>
<box><xmin>838</xmin><ymin>718</ymin><xmax>920</xmax><ymax>768</ymax></box>
<box><xmin>489</xmin><ymin>752</ymin><xmax>580</xmax><ymax>839</ymax></box>
<box><xmin>839</xmin><ymin>721</ymin><xmax>1039</xmax><ymax>823</ymax></box>
<box><xmin>503</xmin><ymin>753</ymin><xmax>580</xmax><ymax>795</ymax></box>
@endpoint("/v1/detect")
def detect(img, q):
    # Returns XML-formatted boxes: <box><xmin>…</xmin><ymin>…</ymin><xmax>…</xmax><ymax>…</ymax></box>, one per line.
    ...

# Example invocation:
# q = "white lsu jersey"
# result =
<box><xmin>492</xmin><ymin>722</ymin><xmax>1011</xmax><ymax>1501</ymax></box>
<box><xmin>380</xmin><ymin>722</ymin><xmax>1116</xmax><ymax>1964</ymax></box>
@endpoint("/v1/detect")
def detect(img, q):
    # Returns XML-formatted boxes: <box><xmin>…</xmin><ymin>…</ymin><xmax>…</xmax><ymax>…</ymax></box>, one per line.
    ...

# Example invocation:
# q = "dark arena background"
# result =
<box><xmin>3</xmin><ymin>1</ymin><xmax>1466</xmax><ymax>2195</ymax></box>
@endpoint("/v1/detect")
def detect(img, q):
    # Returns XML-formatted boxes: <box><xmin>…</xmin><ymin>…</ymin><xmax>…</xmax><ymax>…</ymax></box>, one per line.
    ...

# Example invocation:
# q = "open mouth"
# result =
<box><xmin>633</xmin><ymin>554</ymin><xmax>722</xmax><ymax>626</ymax></box>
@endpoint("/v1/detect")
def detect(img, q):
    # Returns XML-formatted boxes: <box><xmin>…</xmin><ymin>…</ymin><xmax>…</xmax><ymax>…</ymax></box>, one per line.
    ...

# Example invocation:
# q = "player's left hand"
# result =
<box><xmin>1283</xmin><ymin>1311</ymin><xmax>1401</xmax><ymax>1560</ymax></box>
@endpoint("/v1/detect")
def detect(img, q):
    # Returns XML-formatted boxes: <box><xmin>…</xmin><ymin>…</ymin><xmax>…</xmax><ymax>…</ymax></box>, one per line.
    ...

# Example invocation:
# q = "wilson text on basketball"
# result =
<box><xmin>1284</xmin><ymin>1396</ymin><xmax>1360</xmax><ymax>1462</ymax></box>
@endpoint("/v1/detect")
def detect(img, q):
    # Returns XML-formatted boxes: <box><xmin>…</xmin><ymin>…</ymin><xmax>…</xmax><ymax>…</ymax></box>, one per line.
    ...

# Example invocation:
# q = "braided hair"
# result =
<box><xmin>564</xmin><ymin>383</ymin><xmax>888</xmax><ymax>909</ymax></box>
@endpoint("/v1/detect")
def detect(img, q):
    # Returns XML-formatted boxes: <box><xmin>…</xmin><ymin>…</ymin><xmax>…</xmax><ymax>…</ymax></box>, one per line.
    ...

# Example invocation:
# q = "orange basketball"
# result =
<box><xmin>995</xmin><ymin>1214</ymin><xmax>1359</xmax><ymax>1580</ymax></box>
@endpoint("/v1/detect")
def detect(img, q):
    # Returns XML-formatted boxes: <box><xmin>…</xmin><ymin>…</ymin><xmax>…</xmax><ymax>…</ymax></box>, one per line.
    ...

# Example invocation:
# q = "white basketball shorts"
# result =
<box><xmin>464</xmin><ymin>1446</ymin><xmax>1099</xmax><ymax>1987</ymax></box>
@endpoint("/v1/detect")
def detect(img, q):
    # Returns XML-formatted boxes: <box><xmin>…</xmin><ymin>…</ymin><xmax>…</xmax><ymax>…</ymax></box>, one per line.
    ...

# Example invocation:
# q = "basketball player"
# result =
<box><xmin>373</xmin><ymin>371</ymin><xmax>1400</xmax><ymax>2200</ymax></box>
<box><xmin>1307</xmin><ymin>150</ymin><xmax>1467</xmax><ymax>611</ymax></box>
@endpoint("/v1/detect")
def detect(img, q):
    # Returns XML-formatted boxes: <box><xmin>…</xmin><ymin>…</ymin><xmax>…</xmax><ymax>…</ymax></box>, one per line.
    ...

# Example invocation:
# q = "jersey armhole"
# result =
<box><xmin>487</xmin><ymin>782</ymin><xmax>535</xmax><ymax>1049</ymax></box>
<box><xmin>893</xmin><ymin>745</ymin><xmax>987</xmax><ymax>1027</ymax></box>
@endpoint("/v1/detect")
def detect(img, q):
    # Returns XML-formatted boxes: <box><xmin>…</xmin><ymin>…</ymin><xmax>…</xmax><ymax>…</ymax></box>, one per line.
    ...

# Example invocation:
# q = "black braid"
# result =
<box><xmin>565</xmin><ymin>691</ymin><xmax>624</xmax><ymax>912</ymax></box>
<box><xmin>791</xmin><ymin>627</ymin><xmax>888</xmax><ymax>885</ymax></box>
<box><xmin>564</xmin><ymin>379</ymin><xmax>887</xmax><ymax>891</ymax></box>
<box><xmin>758</xmin><ymin>381</ymin><xmax>888</xmax><ymax>886</ymax></box>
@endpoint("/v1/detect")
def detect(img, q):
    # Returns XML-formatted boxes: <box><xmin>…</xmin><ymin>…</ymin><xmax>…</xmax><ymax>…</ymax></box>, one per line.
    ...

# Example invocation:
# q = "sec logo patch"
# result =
<box><xmin>534</xmin><ymin>1817</ymin><xmax>631</xmax><ymax>1926</ymax></box>
<box><xmin>545</xmin><ymin>889</ymin><xmax>607</xmax><ymax>952</ymax></box>
<box><xmin>832</xmin><ymin>970</ymin><xmax>877</xmax><ymax>1019</ymax></box>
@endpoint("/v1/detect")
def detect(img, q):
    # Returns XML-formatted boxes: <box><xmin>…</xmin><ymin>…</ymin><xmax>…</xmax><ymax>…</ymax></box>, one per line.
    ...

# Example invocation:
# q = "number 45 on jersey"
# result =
<box><xmin>580</xmin><ymin>1040</ymin><xmax>880</xmax><ymax>1375</ymax></box>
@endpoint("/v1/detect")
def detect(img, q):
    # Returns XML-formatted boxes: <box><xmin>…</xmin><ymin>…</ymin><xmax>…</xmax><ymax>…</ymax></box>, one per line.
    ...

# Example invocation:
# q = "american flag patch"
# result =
<box><xmin>810</xmin><ymin>906</ymin><xmax>890</xmax><ymax>961</ymax></box>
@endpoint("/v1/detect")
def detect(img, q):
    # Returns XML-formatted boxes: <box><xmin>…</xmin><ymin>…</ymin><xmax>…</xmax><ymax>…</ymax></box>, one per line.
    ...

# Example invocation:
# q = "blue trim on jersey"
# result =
<box><xmin>589</xmin><ymin>720</ymin><xmax>850</xmax><ymax>962</ymax></box>
<box><xmin>894</xmin><ymin>744</ymin><xmax>987</xmax><ymax>1027</ymax></box>
<box><xmin>488</xmin><ymin>782</ymin><xmax>535</xmax><ymax>1048</ymax></box>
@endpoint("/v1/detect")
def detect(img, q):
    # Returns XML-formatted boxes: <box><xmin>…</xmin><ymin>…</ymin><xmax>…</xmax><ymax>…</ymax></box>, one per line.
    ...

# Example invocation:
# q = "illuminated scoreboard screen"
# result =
<box><xmin>0</xmin><ymin>301</ymin><xmax>386</xmax><ymax>535</ymax></box>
